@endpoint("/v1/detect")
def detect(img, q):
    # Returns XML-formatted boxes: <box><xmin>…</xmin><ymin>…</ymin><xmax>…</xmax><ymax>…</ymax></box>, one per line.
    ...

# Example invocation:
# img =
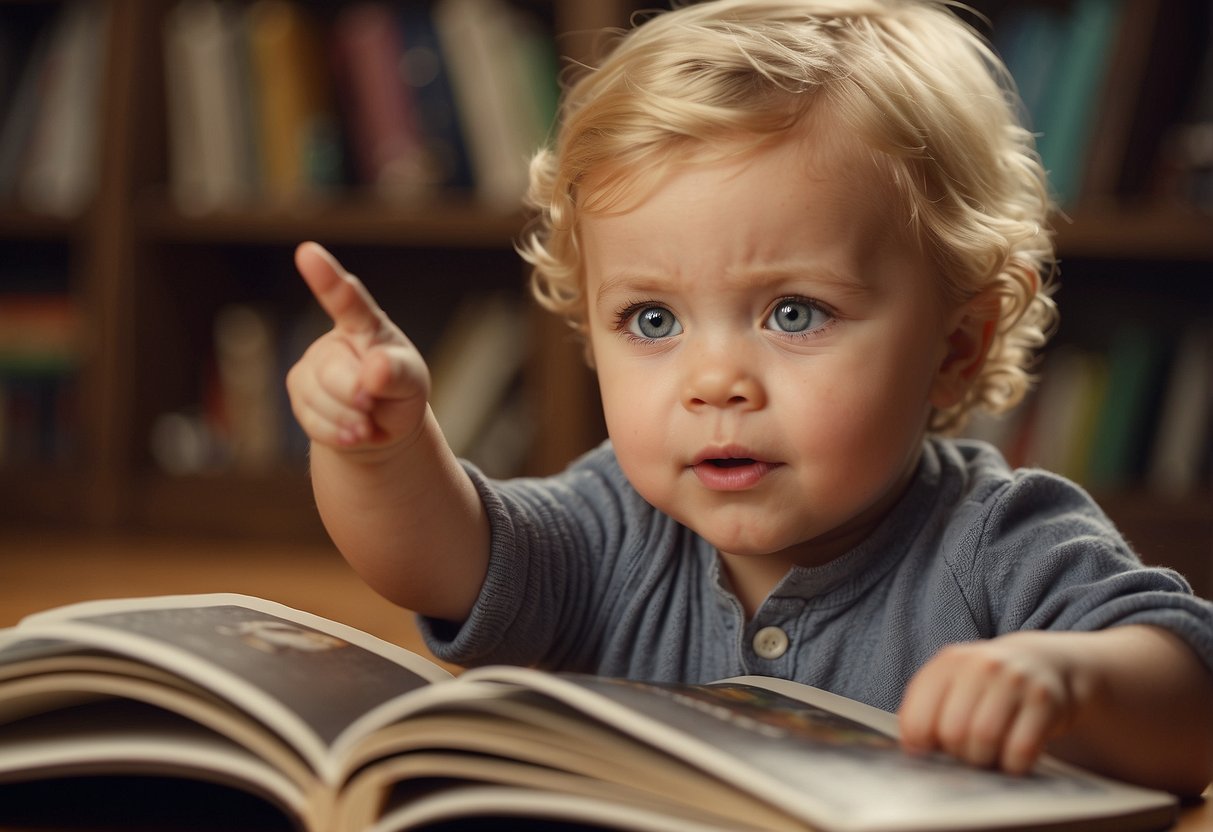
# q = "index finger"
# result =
<box><xmin>295</xmin><ymin>241</ymin><xmax>383</xmax><ymax>334</ymax></box>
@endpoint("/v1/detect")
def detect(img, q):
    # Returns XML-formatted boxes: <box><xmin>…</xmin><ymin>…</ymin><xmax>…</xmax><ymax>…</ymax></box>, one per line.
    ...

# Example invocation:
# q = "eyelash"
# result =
<box><xmin>612</xmin><ymin>299</ymin><xmax>668</xmax><ymax>341</ymax></box>
<box><xmin>767</xmin><ymin>296</ymin><xmax>837</xmax><ymax>338</ymax></box>
<box><xmin>611</xmin><ymin>296</ymin><xmax>837</xmax><ymax>341</ymax></box>
<box><xmin>612</xmin><ymin>299</ymin><xmax>650</xmax><ymax>331</ymax></box>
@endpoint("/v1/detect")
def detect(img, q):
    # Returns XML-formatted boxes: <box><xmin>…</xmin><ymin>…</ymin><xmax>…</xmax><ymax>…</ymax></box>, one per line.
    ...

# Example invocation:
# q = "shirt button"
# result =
<box><xmin>752</xmin><ymin>626</ymin><xmax>789</xmax><ymax>660</ymax></box>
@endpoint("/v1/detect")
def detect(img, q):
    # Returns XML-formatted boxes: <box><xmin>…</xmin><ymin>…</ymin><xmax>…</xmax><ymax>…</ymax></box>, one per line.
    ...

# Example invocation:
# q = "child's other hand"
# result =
<box><xmin>897</xmin><ymin>632</ymin><xmax>1084</xmax><ymax>775</ymax></box>
<box><xmin>287</xmin><ymin>241</ymin><xmax>431</xmax><ymax>454</ymax></box>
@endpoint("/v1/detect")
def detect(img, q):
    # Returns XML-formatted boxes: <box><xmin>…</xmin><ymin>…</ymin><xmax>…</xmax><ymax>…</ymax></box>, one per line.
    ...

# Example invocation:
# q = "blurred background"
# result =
<box><xmin>0</xmin><ymin>0</ymin><xmax>1209</xmax><ymax>627</ymax></box>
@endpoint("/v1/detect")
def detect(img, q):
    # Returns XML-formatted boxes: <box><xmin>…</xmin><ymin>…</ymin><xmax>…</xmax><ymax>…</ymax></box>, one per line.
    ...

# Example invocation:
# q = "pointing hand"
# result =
<box><xmin>286</xmin><ymin>242</ymin><xmax>432</xmax><ymax>453</ymax></box>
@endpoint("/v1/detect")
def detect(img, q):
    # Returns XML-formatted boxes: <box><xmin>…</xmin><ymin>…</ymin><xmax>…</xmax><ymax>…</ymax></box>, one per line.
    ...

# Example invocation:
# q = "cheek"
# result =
<box><xmin>594</xmin><ymin>347</ymin><xmax>658</xmax><ymax>445</ymax></box>
<box><xmin>600</xmin><ymin>390</ymin><xmax>641</xmax><ymax>446</ymax></box>
<box><xmin>791</xmin><ymin>333</ymin><xmax>939</xmax><ymax>447</ymax></box>
<box><xmin>593</xmin><ymin>347</ymin><xmax>682</xmax><ymax>506</ymax></box>
<box><xmin>598</xmin><ymin>376</ymin><xmax>672</xmax><ymax>510</ymax></box>
<box><xmin>854</xmin><ymin>316</ymin><xmax>944</xmax><ymax>401</ymax></box>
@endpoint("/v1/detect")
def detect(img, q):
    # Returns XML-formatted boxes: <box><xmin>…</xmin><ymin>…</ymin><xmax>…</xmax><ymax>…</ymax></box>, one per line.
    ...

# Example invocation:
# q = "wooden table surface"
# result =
<box><xmin>0</xmin><ymin>527</ymin><xmax>449</xmax><ymax>666</ymax></box>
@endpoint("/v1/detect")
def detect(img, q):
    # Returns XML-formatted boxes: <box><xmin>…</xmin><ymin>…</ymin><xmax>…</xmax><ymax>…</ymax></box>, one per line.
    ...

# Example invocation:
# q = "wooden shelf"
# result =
<box><xmin>1057</xmin><ymin>206</ymin><xmax>1213</xmax><ymax>261</ymax></box>
<box><xmin>4</xmin><ymin>200</ymin><xmax>1208</xmax><ymax>259</ymax></box>
<box><xmin>0</xmin><ymin>467</ymin><xmax>90</xmax><ymax>525</ymax></box>
<box><xmin>0</xmin><ymin>207</ymin><xmax>84</xmax><ymax>241</ymax></box>
<box><xmin>133</xmin><ymin>192</ymin><xmax>527</xmax><ymax>248</ymax></box>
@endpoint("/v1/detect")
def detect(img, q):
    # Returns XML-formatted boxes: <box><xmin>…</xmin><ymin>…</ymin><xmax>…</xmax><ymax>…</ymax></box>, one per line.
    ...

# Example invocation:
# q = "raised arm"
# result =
<box><xmin>286</xmin><ymin>241</ymin><xmax>489</xmax><ymax>621</ymax></box>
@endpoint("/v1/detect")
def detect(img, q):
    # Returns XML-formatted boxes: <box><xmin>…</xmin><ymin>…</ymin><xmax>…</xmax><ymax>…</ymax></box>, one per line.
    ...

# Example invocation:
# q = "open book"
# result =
<box><xmin>0</xmin><ymin>594</ymin><xmax>1178</xmax><ymax>832</ymax></box>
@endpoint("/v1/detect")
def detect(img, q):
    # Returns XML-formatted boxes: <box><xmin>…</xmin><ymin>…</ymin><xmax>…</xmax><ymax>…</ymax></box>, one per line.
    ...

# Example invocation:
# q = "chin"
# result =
<box><xmin>696</xmin><ymin>526</ymin><xmax>799</xmax><ymax>558</ymax></box>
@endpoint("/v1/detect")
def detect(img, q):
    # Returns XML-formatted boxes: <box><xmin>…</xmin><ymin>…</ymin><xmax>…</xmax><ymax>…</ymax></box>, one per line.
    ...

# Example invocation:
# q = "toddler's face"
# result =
<box><xmin>581</xmin><ymin>130</ymin><xmax>961</xmax><ymax>570</ymax></box>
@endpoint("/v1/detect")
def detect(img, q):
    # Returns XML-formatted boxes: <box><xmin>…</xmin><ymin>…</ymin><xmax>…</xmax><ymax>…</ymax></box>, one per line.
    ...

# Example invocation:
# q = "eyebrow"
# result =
<box><xmin>593</xmin><ymin>273</ymin><xmax>669</xmax><ymax>305</ymax></box>
<box><xmin>593</xmin><ymin>262</ymin><xmax>874</xmax><ymax>305</ymax></box>
<box><xmin>740</xmin><ymin>262</ymin><xmax>874</xmax><ymax>295</ymax></box>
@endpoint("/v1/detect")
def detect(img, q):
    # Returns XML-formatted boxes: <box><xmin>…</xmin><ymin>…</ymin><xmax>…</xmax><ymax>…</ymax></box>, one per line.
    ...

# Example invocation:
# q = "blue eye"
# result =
<box><xmin>628</xmin><ymin>305</ymin><xmax>682</xmax><ymax>339</ymax></box>
<box><xmin>766</xmin><ymin>299</ymin><xmax>829</xmax><ymax>334</ymax></box>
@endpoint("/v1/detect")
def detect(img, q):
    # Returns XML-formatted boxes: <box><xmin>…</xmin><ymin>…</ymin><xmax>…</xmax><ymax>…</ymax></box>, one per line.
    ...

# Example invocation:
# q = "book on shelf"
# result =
<box><xmin>245</xmin><ymin>0</ymin><xmax>342</xmax><ymax>201</ymax></box>
<box><xmin>0</xmin><ymin>594</ymin><xmax>1181</xmax><ymax>832</ymax></box>
<box><xmin>464</xmin><ymin>384</ymin><xmax>536</xmax><ymax>478</ymax></box>
<box><xmin>212</xmin><ymin>304</ymin><xmax>282</xmax><ymax>473</ymax></box>
<box><xmin>0</xmin><ymin>375</ymin><xmax>77</xmax><ymax>468</ymax></box>
<box><xmin>0</xmin><ymin>293</ymin><xmax>80</xmax><ymax>467</ymax></box>
<box><xmin>328</xmin><ymin>0</ymin><xmax>490</xmax><ymax>197</ymax></box>
<box><xmin>149</xmin><ymin>303</ymin><xmax>319</xmax><ymax>476</ymax></box>
<box><xmin>994</xmin><ymin>4</ymin><xmax>1065</xmax><ymax>145</ymax></box>
<box><xmin>432</xmin><ymin>0</ymin><xmax>558</xmax><ymax>208</ymax></box>
<box><xmin>965</xmin><ymin>321</ymin><xmax>1211</xmax><ymax>497</ymax></box>
<box><xmin>331</xmin><ymin>2</ymin><xmax>436</xmax><ymax>201</ymax></box>
<box><xmin>156</xmin><ymin>0</ymin><xmax>558</xmax><ymax>208</ymax></box>
<box><xmin>151</xmin><ymin>291</ymin><xmax>530</xmax><ymax>479</ymax></box>
<box><xmin>398</xmin><ymin>2</ymin><xmax>475</xmax><ymax>192</ymax></box>
<box><xmin>0</xmin><ymin>294</ymin><xmax>79</xmax><ymax>376</ymax></box>
<box><xmin>1077</xmin><ymin>0</ymin><xmax>1163</xmax><ymax>202</ymax></box>
<box><xmin>1015</xmin><ymin>345</ymin><xmax>1107</xmax><ymax>484</ymax></box>
<box><xmin>164</xmin><ymin>0</ymin><xmax>342</xmax><ymax>211</ymax></box>
<box><xmin>426</xmin><ymin>292</ymin><xmax>529</xmax><ymax>462</ymax></box>
<box><xmin>1147</xmin><ymin>324</ymin><xmax>1212</xmax><ymax>497</ymax></box>
<box><xmin>992</xmin><ymin>0</ymin><xmax>1210</xmax><ymax>209</ymax></box>
<box><xmin>1028</xmin><ymin>0</ymin><xmax>1124</xmax><ymax>208</ymax></box>
<box><xmin>0</xmin><ymin>8</ymin><xmax>55</xmax><ymax>202</ymax></box>
<box><xmin>163</xmin><ymin>0</ymin><xmax>258</xmax><ymax>212</ymax></box>
<box><xmin>0</xmin><ymin>0</ymin><xmax>107</xmax><ymax>216</ymax></box>
<box><xmin>1104</xmin><ymin>0</ymin><xmax>1211</xmax><ymax>204</ymax></box>
<box><xmin>1084</xmin><ymin>327</ymin><xmax>1169</xmax><ymax>491</ymax></box>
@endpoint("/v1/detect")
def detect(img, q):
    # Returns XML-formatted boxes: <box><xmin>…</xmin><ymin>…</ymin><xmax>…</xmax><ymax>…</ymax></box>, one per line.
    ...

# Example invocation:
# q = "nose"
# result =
<box><xmin>681</xmin><ymin>349</ymin><xmax>767</xmax><ymax>412</ymax></box>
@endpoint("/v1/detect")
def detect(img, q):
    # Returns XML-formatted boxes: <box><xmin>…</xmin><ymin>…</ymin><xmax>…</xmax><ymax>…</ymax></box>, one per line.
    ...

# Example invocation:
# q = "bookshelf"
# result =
<box><xmin>0</xmin><ymin>0</ymin><xmax>1208</xmax><ymax>587</ymax></box>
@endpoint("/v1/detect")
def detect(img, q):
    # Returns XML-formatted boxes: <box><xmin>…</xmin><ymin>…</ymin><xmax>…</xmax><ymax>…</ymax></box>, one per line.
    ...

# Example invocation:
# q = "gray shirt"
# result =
<box><xmin>420</xmin><ymin>438</ymin><xmax>1213</xmax><ymax>712</ymax></box>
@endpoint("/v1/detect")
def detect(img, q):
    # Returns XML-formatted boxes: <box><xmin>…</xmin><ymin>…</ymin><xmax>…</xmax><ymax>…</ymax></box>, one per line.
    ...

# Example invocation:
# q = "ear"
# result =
<box><xmin>930</xmin><ymin>291</ymin><xmax>1000</xmax><ymax>411</ymax></box>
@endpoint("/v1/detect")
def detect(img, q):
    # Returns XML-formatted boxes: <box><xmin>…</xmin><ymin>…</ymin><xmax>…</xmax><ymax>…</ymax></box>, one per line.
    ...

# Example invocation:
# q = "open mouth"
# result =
<box><xmin>691</xmin><ymin>456</ymin><xmax>777</xmax><ymax>490</ymax></box>
<box><xmin>707</xmin><ymin>458</ymin><xmax>757</xmax><ymax>468</ymax></box>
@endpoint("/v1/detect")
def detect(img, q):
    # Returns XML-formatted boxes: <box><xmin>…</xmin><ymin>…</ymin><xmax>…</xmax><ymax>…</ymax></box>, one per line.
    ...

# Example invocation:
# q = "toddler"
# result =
<box><xmin>286</xmin><ymin>0</ymin><xmax>1213</xmax><ymax>794</ymax></box>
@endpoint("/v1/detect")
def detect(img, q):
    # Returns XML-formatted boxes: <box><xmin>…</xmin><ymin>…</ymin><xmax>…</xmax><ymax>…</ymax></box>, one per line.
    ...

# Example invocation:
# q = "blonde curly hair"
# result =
<box><xmin>518</xmin><ymin>0</ymin><xmax>1057</xmax><ymax>432</ymax></box>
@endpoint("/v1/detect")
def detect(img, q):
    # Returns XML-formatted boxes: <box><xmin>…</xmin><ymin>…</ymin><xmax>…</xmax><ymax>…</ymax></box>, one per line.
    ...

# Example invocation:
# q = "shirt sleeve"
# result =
<box><xmin>956</xmin><ymin>466</ymin><xmax>1213</xmax><ymax>675</ymax></box>
<box><xmin>416</xmin><ymin>443</ymin><xmax>644</xmax><ymax>669</ymax></box>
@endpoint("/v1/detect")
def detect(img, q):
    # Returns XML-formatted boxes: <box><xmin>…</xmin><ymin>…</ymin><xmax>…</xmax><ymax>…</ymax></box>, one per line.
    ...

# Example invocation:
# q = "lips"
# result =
<box><xmin>690</xmin><ymin>447</ymin><xmax>780</xmax><ymax>490</ymax></box>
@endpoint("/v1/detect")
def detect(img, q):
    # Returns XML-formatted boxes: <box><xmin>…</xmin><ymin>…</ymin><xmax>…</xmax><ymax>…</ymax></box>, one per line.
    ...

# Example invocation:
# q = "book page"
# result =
<box><xmin>0</xmin><ymin>699</ymin><xmax>307</xmax><ymax>819</ymax></box>
<box><xmin>5</xmin><ymin>594</ymin><xmax>451</xmax><ymax>778</ymax></box>
<box><xmin>0</xmin><ymin>670</ymin><xmax>314</xmax><ymax>789</ymax></box>
<box><xmin>343</xmin><ymin>751</ymin><xmax>781</xmax><ymax>832</ymax></box>
<box><xmin>460</xmin><ymin>668</ymin><xmax>1177</xmax><ymax>832</ymax></box>
<box><xmin>0</xmin><ymin>639</ymin><xmax>216</xmax><ymax>694</ymax></box>
<box><xmin>373</xmin><ymin>783</ymin><xmax>740</xmax><ymax>832</ymax></box>
<box><xmin>333</xmin><ymin>696</ymin><xmax>806</xmax><ymax>831</ymax></box>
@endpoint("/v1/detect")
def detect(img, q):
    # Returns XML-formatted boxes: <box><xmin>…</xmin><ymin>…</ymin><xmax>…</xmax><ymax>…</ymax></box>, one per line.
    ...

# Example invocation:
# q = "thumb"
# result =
<box><xmin>295</xmin><ymin>241</ymin><xmax>384</xmax><ymax>335</ymax></box>
<box><xmin>358</xmin><ymin>343</ymin><xmax>432</xmax><ymax>405</ymax></box>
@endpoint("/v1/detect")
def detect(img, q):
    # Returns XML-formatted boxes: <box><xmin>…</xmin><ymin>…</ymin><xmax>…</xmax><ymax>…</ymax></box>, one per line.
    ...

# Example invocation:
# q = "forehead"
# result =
<box><xmin>579</xmin><ymin>102</ymin><xmax>891</xmax><ymax>208</ymax></box>
<box><xmin>579</xmin><ymin>125</ymin><xmax>913</xmax><ymax>291</ymax></box>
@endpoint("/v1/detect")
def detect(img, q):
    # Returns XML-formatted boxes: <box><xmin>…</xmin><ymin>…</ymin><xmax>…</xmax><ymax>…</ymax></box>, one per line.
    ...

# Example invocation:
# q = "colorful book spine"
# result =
<box><xmin>1028</xmin><ymin>0</ymin><xmax>1125</xmax><ymax>206</ymax></box>
<box><xmin>244</xmin><ymin>0</ymin><xmax>340</xmax><ymax>201</ymax></box>
<box><xmin>332</xmin><ymin>2</ymin><xmax>435</xmax><ymax>199</ymax></box>
<box><xmin>398</xmin><ymin>4</ymin><xmax>475</xmax><ymax>191</ymax></box>
<box><xmin>0</xmin><ymin>294</ymin><xmax>81</xmax><ymax>466</ymax></box>
<box><xmin>432</xmin><ymin>0</ymin><xmax>556</xmax><ymax>208</ymax></box>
